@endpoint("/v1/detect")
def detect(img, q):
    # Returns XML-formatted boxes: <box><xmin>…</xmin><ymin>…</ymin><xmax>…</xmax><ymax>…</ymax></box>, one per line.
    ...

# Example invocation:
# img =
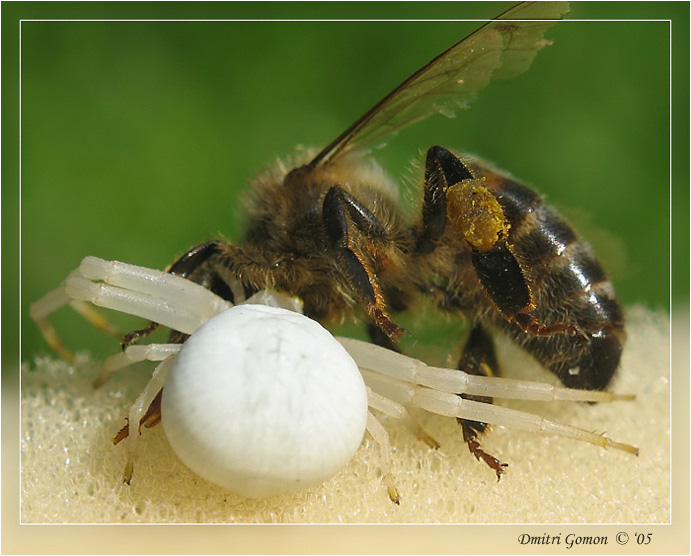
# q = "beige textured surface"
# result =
<box><xmin>20</xmin><ymin>307</ymin><xmax>670</xmax><ymax>524</ymax></box>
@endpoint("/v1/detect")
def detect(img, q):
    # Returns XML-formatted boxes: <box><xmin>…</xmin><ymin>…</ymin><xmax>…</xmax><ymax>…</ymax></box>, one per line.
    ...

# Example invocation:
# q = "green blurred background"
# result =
<box><xmin>7</xmin><ymin>1</ymin><xmax>684</xmax><ymax>366</ymax></box>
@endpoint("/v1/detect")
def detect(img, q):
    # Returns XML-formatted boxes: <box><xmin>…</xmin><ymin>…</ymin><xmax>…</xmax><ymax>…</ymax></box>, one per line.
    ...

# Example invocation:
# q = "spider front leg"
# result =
<box><xmin>323</xmin><ymin>185</ymin><xmax>405</xmax><ymax>341</ymax></box>
<box><xmin>30</xmin><ymin>270</ymin><xmax>123</xmax><ymax>361</ymax></box>
<box><xmin>121</xmin><ymin>241</ymin><xmax>305</xmax><ymax>350</ymax></box>
<box><xmin>339</xmin><ymin>336</ymin><xmax>638</xmax><ymax>458</ymax></box>
<box><xmin>30</xmin><ymin>256</ymin><xmax>232</xmax><ymax>362</ymax></box>
<box><xmin>121</xmin><ymin>241</ymin><xmax>241</xmax><ymax>348</ymax></box>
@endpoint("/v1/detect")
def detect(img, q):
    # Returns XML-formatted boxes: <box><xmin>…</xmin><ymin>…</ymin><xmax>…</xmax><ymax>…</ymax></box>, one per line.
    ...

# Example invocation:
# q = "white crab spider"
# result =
<box><xmin>30</xmin><ymin>256</ymin><xmax>638</xmax><ymax>502</ymax></box>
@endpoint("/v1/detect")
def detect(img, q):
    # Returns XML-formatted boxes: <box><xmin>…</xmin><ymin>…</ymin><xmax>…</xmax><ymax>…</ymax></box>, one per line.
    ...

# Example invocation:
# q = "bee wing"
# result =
<box><xmin>309</xmin><ymin>1</ymin><xmax>570</xmax><ymax>168</ymax></box>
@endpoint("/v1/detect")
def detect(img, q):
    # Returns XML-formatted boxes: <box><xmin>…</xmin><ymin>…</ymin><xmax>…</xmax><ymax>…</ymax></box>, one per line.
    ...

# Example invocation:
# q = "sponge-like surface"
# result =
<box><xmin>20</xmin><ymin>307</ymin><xmax>670</xmax><ymax>524</ymax></box>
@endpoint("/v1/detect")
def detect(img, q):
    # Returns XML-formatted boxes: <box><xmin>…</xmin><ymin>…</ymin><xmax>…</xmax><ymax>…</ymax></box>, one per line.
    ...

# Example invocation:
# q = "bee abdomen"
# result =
<box><xmin>489</xmin><ymin>179</ymin><xmax>625</xmax><ymax>390</ymax></box>
<box><xmin>509</xmin><ymin>204</ymin><xmax>623</xmax><ymax>326</ymax></box>
<box><xmin>518</xmin><ymin>322</ymin><xmax>625</xmax><ymax>390</ymax></box>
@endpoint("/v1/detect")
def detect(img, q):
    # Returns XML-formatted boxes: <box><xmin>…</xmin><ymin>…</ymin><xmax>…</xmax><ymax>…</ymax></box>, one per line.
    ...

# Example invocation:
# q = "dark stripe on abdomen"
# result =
<box><xmin>487</xmin><ymin>177</ymin><xmax>625</xmax><ymax>389</ymax></box>
<box><xmin>509</xmin><ymin>204</ymin><xmax>578</xmax><ymax>266</ymax></box>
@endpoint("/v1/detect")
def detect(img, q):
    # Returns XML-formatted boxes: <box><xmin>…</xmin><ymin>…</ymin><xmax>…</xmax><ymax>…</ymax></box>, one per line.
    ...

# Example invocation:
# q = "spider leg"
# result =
<box><xmin>340</xmin><ymin>337</ymin><xmax>637</xmax><ymax>455</ymax></box>
<box><xmin>365</xmin><ymin>410</ymin><xmax>400</xmax><ymax>504</ymax></box>
<box><xmin>30</xmin><ymin>269</ymin><xmax>122</xmax><ymax>361</ymax></box>
<box><xmin>121</xmin><ymin>242</ymin><xmax>233</xmax><ymax>348</ymax></box>
<box><xmin>365</xmin><ymin>324</ymin><xmax>440</xmax><ymax>449</ymax></box>
<box><xmin>30</xmin><ymin>283</ymin><xmax>79</xmax><ymax>361</ymax></box>
<box><xmin>30</xmin><ymin>257</ymin><xmax>232</xmax><ymax>358</ymax></box>
<box><xmin>94</xmin><ymin>343</ymin><xmax>182</xmax><ymax>388</ymax></box>
<box><xmin>70</xmin><ymin>257</ymin><xmax>231</xmax><ymax>333</ymax></box>
<box><xmin>30</xmin><ymin>256</ymin><xmax>232</xmax><ymax>370</ymax></box>
<box><xmin>116</xmin><ymin>355</ymin><xmax>174</xmax><ymax>485</ymax></box>
<box><xmin>112</xmin><ymin>389</ymin><xmax>163</xmax><ymax>445</ymax></box>
<box><xmin>70</xmin><ymin>300</ymin><xmax>123</xmax><ymax>337</ymax></box>
<box><xmin>367</xmin><ymin>386</ymin><xmax>440</xmax><ymax>451</ymax></box>
<box><xmin>339</xmin><ymin>337</ymin><xmax>635</xmax><ymax>403</ymax></box>
<box><xmin>104</xmin><ymin>345</ymin><xmax>184</xmax><ymax>457</ymax></box>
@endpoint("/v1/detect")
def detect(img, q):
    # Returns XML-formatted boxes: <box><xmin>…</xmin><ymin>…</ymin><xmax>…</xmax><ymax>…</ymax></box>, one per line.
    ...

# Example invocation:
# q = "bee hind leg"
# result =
<box><xmin>457</xmin><ymin>323</ymin><xmax>508</xmax><ymax>480</ymax></box>
<box><xmin>416</xmin><ymin>145</ymin><xmax>475</xmax><ymax>254</ymax></box>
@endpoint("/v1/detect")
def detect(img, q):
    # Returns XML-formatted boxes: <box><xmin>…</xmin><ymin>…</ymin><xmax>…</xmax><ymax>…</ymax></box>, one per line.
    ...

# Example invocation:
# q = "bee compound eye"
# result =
<box><xmin>161</xmin><ymin>304</ymin><xmax>368</xmax><ymax>499</ymax></box>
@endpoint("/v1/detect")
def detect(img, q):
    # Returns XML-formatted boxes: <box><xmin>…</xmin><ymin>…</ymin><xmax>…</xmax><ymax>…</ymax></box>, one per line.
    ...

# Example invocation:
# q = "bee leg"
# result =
<box><xmin>323</xmin><ymin>186</ymin><xmax>404</xmax><ymax>341</ymax></box>
<box><xmin>470</xmin><ymin>244</ymin><xmax>579</xmax><ymax>337</ymax></box>
<box><xmin>416</xmin><ymin>145</ymin><xmax>475</xmax><ymax>254</ymax></box>
<box><xmin>366</xmin><ymin>322</ymin><xmax>400</xmax><ymax>352</ymax></box>
<box><xmin>457</xmin><ymin>323</ymin><xmax>508</xmax><ymax>480</ymax></box>
<box><xmin>419</xmin><ymin>146</ymin><xmax>526</xmax><ymax>330</ymax></box>
<box><xmin>420</xmin><ymin>146</ymin><xmax>579</xmax><ymax>337</ymax></box>
<box><xmin>121</xmin><ymin>322</ymin><xmax>163</xmax><ymax>349</ymax></box>
<box><xmin>165</xmin><ymin>241</ymin><xmax>221</xmax><ymax>277</ymax></box>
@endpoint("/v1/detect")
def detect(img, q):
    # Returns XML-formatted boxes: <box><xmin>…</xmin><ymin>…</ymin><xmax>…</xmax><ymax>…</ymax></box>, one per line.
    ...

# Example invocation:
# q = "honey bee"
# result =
<box><xmin>118</xmin><ymin>1</ymin><xmax>624</xmax><ymax>476</ymax></box>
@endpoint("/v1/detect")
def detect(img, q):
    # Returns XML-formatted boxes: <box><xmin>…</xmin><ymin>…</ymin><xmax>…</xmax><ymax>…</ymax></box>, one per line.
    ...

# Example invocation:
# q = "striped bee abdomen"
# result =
<box><xmin>487</xmin><ymin>172</ymin><xmax>625</xmax><ymax>390</ymax></box>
